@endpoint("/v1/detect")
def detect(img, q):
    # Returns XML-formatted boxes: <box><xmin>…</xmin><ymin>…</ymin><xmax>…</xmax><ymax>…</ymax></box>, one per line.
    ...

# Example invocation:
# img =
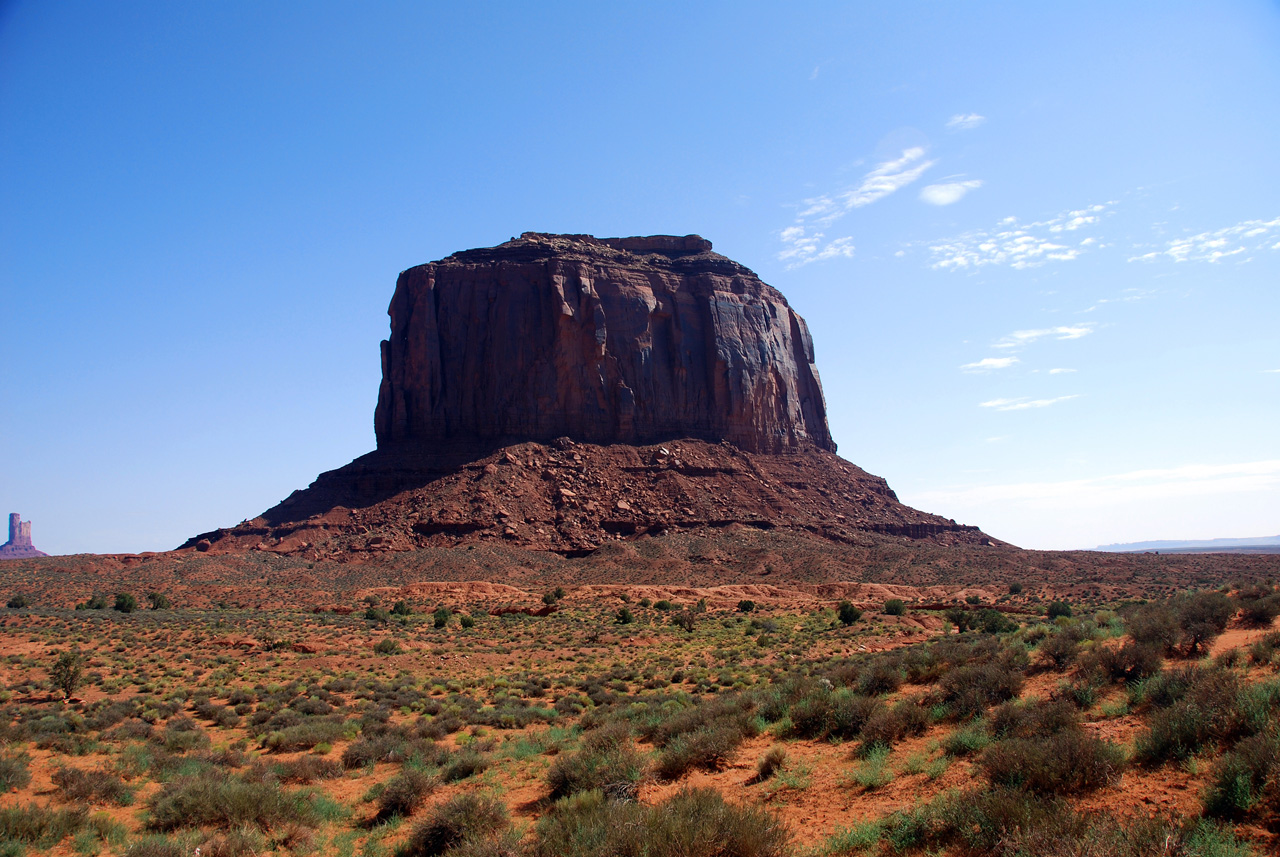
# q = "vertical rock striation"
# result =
<box><xmin>374</xmin><ymin>233</ymin><xmax>835</xmax><ymax>455</ymax></box>
<box><xmin>0</xmin><ymin>513</ymin><xmax>47</xmax><ymax>560</ymax></box>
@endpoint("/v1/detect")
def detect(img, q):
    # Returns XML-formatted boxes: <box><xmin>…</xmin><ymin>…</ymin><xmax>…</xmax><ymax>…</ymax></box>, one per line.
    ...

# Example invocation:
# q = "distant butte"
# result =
<box><xmin>183</xmin><ymin>233</ymin><xmax>999</xmax><ymax>558</ymax></box>
<box><xmin>0</xmin><ymin>513</ymin><xmax>48</xmax><ymax>560</ymax></box>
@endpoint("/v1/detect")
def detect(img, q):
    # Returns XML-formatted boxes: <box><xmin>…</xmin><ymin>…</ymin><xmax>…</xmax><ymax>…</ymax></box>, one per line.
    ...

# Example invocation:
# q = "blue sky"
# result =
<box><xmin>2</xmin><ymin>2</ymin><xmax>1277</xmax><ymax>554</ymax></box>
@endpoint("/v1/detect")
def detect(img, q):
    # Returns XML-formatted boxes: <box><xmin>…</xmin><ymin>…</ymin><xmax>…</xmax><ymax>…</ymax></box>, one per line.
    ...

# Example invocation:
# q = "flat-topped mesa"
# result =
<box><xmin>374</xmin><ymin>233</ymin><xmax>835</xmax><ymax>455</ymax></box>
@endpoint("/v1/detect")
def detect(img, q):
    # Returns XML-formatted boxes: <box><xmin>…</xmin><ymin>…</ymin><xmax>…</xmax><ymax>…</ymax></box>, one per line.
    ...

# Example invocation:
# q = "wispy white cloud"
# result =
<box><xmin>979</xmin><ymin>395</ymin><xmax>1079</xmax><ymax>411</ymax></box>
<box><xmin>1265</xmin><ymin>369</ymin><xmax>1280</xmax><ymax>374</ymax></box>
<box><xmin>913</xmin><ymin>460</ymin><xmax>1280</xmax><ymax>509</ymax></box>
<box><xmin>926</xmin><ymin>202</ymin><xmax>1116</xmax><ymax>270</ymax></box>
<box><xmin>993</xmin><ymin>325</ymin><xmax>1094</xmax><ymax>349</ymax></box>
<box><xmin>1129</xmin><ymin>216</ymin><xmax>1280</xmax><ymax>263</ymax></box>
<box><xmin>1048</xmin><ymin>368</ymin><xmax>1076</xmax><ymax>375</ymax></box>
<box><xmin>779</xmin><ymin>146</ymin><xmax>937</xmax><ymax>264</ymax></box>
<box><xmin>920</xmin><ymin>179</ymin><xmax>983</xmax><ymax>206</ymax></box>
<box><xmin>777</xmin><ymin>226</ymin><xmax>854</xmax><ymax>268</ymax></box>
<box><xmin>798</xmin><ymin>148</ymin><xmax>936</xmax><ymax>227</ymax></box>
<box><xmin>946</xmin><ymin>113</ymin><xmax>986</xmax><ymax>131</ymax></box>
<box><xmin>961</xmin><ymin>356</ymin><xmax>1018</xmax><ymax>373</ymax></box>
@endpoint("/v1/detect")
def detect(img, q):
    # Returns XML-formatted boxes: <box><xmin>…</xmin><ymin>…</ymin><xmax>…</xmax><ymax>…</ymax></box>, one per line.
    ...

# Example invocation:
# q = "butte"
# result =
<box><xmin>183</xmin><ymin>233</ymin><xmax>998</xmax><ymax>560</ymax></box>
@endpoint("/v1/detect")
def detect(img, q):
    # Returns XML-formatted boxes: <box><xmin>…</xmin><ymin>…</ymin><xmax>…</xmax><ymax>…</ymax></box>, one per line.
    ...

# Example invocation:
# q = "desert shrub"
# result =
<box><xmin>1237</xmin><ymin>586</ymin><xmax>1280</xmax><ymax>627</ymax></box>
<box><xmin>532</xmin><ymin>787</ymin><xmax>789</xmax><ymax>857</ymax></box>
<box><xmin>547</xmin><ymin>723</ymin><xmax>643</xmax><ymax>801</ymax></box>
<box><xmin>942</xmin><ymin>723</ymin><xmax>989</xmax><ymax>757</ymax></box>
<box><xmin>980</xmin><ymin>729</ymin><xmax>1125</xmax><ymax>794</ymax></box>
<box><xmin>937</xmin><ymin>661</ymin><xmax>1024</xmax><ymax>719</ymax></box>
<box><xmin>263</xmin><ymin>718</ymin><xmax>346</xmax><ymax>752</ymax></box>
<box><xmin>365</xmin><ymin>607</ymin><xmax>390</xmax><ymax>623</ymax></box>
<box><xmin>6</xmin><ymin>595</ymin><xmax>28</xmax><ymax>609</ymax></box>
<box><xmin>400</xmin><ymin>793</ymin><xmax>509</xmax><ymax>857</ymax></box>
<box><xmin>114</xmin><ymin>593</ymin><xmax>137</xmax><ymax>613</ymax></box>
<box><xmin>1176</xmin><ymin>590</ymin><xmax>1234</xmax><ymax>654</ymax></box>
<box><xmin>249</xmin><ymin>756</ymin><xmax>343</xmax><ymax>784</ymax></box>
<box><xmin>441</xmin><ymin>749</ymin><xmax>488</xmax><ymax>783</ymax></box>
<box><xmin>49</xmin><ymin>649</ymin><xmax>85</xmax><ymax>699</ymax></box>
<box><xmin>989</xmin><ymin>699</ymin><xmax>1079</xmax><ymax>740</ymax></box>
<box><xmin>755</xmin><ymin>747</ymin><xmax>786</xmax><ymax>781</ymax></box>
<box><xmin>786</xmin><ymin>687</ymin><xmax>879</xmax><ymax>741</ymax></box>
<box><xmin>1093</xmin><ymin>639</ymin><xmax>1164</xmax><ymax>684</ymax></box>
<box><xmin>655</xmin><ymin>724</ymin><xmax>745</xmax><ymax>780</ymax></box>
<box><xmin>654</xmin><ymin>599</ymin><xmax>673</xmax><ymax>611</ymax></box>
<box><xmin>858</xmin><ymin>697</ymin><xmax>929</xmax><ymax>753</ymax></box>
<box><xmin>146</xmin><ymin>774</ymin><xmax>322</xmax><ymax>831</ymax></box>
<box><xmin>376</xmin><ymin>768</ymin><xmax>437</xmax><ymax>820</ymax></box>
<box><xmin>1046</xmin><ymin>601</ymin><xmax>1072</xmax><ymax>620</ymax></box>
<box><xmin>78</xmin><ymin>594</ymin><xmax>109</xmax><ymax>610</ymax></box>
<box><xmin>1037</xmin><ymin>630</ymin><xmax>1081</xmax><ymax>670</ymax></box>
<box><xmin>391</xmin><ymin>600</ymin><xmax>412</xmax><ymax>616</ymax></box>
<box><xmin>342</xmin><ymin>733</ymin><xmax>436</xmax><ymax>769</ymax></box>
<box><xmin>1008</xmin><ymin>582</ymin><xmax>1024</xmax><ymax>595</ymax></box>
<box><xmin>147</xmin><ymin>592</ymin><xmax>172</xmax><ymax>609</ymax></box>
<box><xmin>736</xmin><ymin>600</ymin><xmax>755</xmax><ymax>613</ymax></box>
<box><xmin>52</xmin><ymin>766</ymin><xmax>134</xmax><ymax>805</ymax></box>
<box><xmin>0</xmin><ymin>753</ymin><xmax>31</xmax><ymax>791</ymax></box>
<box><xmin>614</xmin><ymin>607</ymin><xmax>634</xmax><ymax>625</ymax></box>
<box><xmin>854</xmin><ymin>657</ymin><xmax>902</xmax><ymax>696</ymax></box>
<box><xmin>672</xmin><ymin>610</ymin><xmax>696</xmax><ymax>632</ymax></box>
<box><xmin>883</xmin><ymin>599</ymin><xmax>905</xmax><ymax>616</ymax></box>
<box><xmin>433</xmin><ymin>606</ymin><xmax>451</xmax><ymax>628</ymax></box>
<box><xmin>459</xmin><ymin>614</ymin><xmax>475</xmax><ymax>629</ymax></box>
<box><xmin>1126</xmin><ymin>600</ymin><xmax>1181</xmax><ymax>650</ymax></box>
<box><xmin>0</xmin><ymin>804</ymin><xmax>88</xmax><ymax>847</ymax></box>
<box><xmin>374</xmin><ymin>638</ymin><xmax>402</xmax><ymax>655</ymax></box>
<box><xmin>1203</xmin><ymin>727</ymin><xmax>1280</xmax><ymax>821</ymax></box>
<box><xmin>837</xmin><ymin>600</ymin><xmax>861</xmax><ymax>626</ymax></box>
<box><xmin>977</xmin><ymin>609</ymin><xmax>1017</xmax><ymax>634</ymax></box>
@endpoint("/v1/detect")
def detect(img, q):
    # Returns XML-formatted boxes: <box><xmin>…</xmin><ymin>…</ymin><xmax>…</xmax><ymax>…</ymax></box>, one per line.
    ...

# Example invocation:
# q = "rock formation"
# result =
<box><xmin>375</xmin><ymin>233</ymin><xmax>834</xmax><ymax>454</ymax></box>
<box><xmin>182</xmin><ymin>234</ymin><xmax>997</xmax><ymax>557</ymax></box>
<box><xmin>0</xmin><ymin>513</ymin><xmax>48</xmax><ymax>560</ymax></box>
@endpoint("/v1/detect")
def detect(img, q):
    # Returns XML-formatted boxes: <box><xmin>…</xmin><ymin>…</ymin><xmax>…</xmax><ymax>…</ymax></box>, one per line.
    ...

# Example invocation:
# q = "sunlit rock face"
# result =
<box><xmin>374</xmin><ymin>233</ymin><xmax>835</xmax><ymax>455</ymax></box>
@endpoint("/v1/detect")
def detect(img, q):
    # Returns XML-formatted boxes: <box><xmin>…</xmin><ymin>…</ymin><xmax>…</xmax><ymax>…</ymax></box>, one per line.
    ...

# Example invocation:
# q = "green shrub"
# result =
<box><xmin>147</xmin><ymin>592</ymin><xmax>172</xmax><ymax>609</ymax></box>
<box><xmin>114</xmin><ymin>593</ymin><xmax>137</xmax><ymax>613</ymax></box>
<box><xmin>937</xmin><ymin>661</ymin><xmax>1024</xmax><ymax>719</ymax></box>
<box><xmin>49</xmin><ymin>649</ymin><xmax>84</xmax><ymax>699</ymax></box>
<box><xmin>392</xmin><ymin>600</ymin><xmax>412</xmax><ymax>616</ymax></box>
<box><xmin>433</xmin><ymin>606</ymin><xmax>451</xmax><ymax>628</ymax></box>
<box><xmin>837</xmin><ymin>601</ymin><xmax>861</xmax><ymax>626</ymax></box>
<box><xmin>77</xmin><ymin>594</ymin><xmax>109</xmax><ymax>610</ymax></box>
<box><xmin>0</xmin><ymin>753</ymin><xmax>31</xmax><ymax>792</ymax></box>
<box><xmin>614</xmin><ymin>607</ymin><xmax>633</xmax><ymax>625</ymax></box>
<box><xmin>400</xmin><ymin>793</ymin><xmax>509</xmax><ymax>857</ymax></box>
<box><xmin>980</xmin><ymin>729</ymin><xmax>1125</xmax><ymax>794</ymax></box>
<box><xmin>547</xmin><ymin>723</ymin><xmax>643</xmax><ymax>801</ymax></box>
<box><xmin>942</xmin><ymin>724</ymin><xmax>989</xmax><ymax>757</ymax></box>
<box><xmin>52</xmin><ymin>766</ymin><xmax>134</xmax><ymax>805</ymax></box>
<box><xmin>460</xmin><ymin>614</ymin><xmax>476</xmax><ymax>629</ymax></box>
<box><xmin>146</xmin><ymin>774</ymin><xmax>322</xmax><ymax>831</ymax></box>
<box><xmin>1008</xmin><ymin>582</ymin><xmax>1024</xmax><ymax>595</ymax></box>
<box><xmin>654</xmin><ymin>600</ymin><xmax>673</xmax><ymax>611</ymax></box>
<box><xmin>1177</xmin><ymin>590</ymin><xmax>1234</xmax><ymax>654</ymax></box>
<box><xmin>532</xmin><ymin>787</ymin><xmax>789</xmax><ymax>857</ymax></box>
<box><xmin>1047</xmin><ymin>601</ymin><xmax>1072</xmax><ymax>620</ymax></box>
<box><xmin>262</xmin><ymin>719</ymin><xmax>346</xmax><ymax>753</ymax></box>
<box><xmin>1203</xmin><ymin>727</ymin><xmax>1280</xmax><ymax>821</ymax></box>
<box><xmin>441</xmin><ymin>749</ymin><xmax>487</xmax><ymax>783</ymax></box>
<box><xmin>376</xmin><ymin>768</ymin><xmax>436</xmax><ymax>820</ymax></box>
<box><xmin>5</xmin><ymin>595</ymin><xmax>28</xmax><ymax>609</ymax></box>
<box><xmin>655</xmin><ymin>725</ymin><xmax>744</xmax><ymax>780</ymax></box>
<box><xmin>374</xmin><ymin>638</ymin><xmax>402</xmax><ymax>655</ymax></box>
<box><xmin>737</xmin><ymin>600</ymin><xmax>755</xmax><ymax>613</ymax></box>
<box><xmin>1037</xmin><ymin>631</ymin><xmax>1080</xmax><ymax>670</ymax></box>
<box><xmin>0</xmin><ymin>804</ymin><xmax>88</xmax><ymax>846</ymax></box>
<box><xmin>883</xmin><ymin>599</ymin><xmax>905</xmax><ymax>616</ymax></box>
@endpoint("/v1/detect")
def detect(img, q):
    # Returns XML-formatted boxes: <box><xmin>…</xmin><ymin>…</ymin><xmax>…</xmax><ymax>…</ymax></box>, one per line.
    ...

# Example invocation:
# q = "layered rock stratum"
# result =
<box><xmin>183</xmin><ymin>233</ymin><xmax>996</xmax><ymax>558</ymax></box>
<box><xmin>375</xmin><ymin>232</ymin><xmax>834</xmax><ymax>454</ymax></box>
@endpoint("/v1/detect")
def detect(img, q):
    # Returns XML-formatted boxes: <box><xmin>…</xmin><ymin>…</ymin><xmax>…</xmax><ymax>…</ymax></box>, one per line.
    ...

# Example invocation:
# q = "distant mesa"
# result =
<box><xmin>0</xmin><ymin>513</ymin><xmax>48</xmax><ymax>560</ymax></box>
<box><xmin>182</xmin><ymin>233</ymin><xmax>996</xmax><ymax>557</ymax></box>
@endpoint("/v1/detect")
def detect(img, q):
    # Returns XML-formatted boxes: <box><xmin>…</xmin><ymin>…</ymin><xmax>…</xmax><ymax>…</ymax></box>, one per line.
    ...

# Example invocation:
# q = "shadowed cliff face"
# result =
<box><xmin>374</xmin><ymin>233</ymin><xmax>835</xmax><ymax>455</ymax></box>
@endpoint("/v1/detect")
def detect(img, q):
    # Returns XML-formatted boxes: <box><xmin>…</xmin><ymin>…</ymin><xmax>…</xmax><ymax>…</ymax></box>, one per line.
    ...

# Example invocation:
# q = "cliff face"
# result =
<box><xmin>0</xmin><ymin>513</ymin><xmax>47</xmax><ymax>560</ymax></box>
<box><xmin>374</xmin><ymin>233</ymin><xmax>834</xmax><ymax>455</ymax></box>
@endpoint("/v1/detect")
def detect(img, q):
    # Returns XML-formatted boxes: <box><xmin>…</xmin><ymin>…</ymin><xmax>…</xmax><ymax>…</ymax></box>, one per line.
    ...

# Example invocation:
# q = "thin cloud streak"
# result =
<box><xmin>979</xmin><ymin>395</ymin><xmax>1079</xmax><ymax>411</ymax></box>
<box><xmin>994</xmin><ymin>325</ymin><xmax>1094</xmax><ymax>349</ymax></box>
<box><xmin>961</xmin><ymin>356</ymin><xmax>1018</xmax><ymax>373</ymax></box>
<box><xmin>1130</xmin><ymin>216</ymin><xmax>1280</xmax><ymax>263</ymax></box>
<box><xmin>946</xmin><ymin>113</ymin><xmax>986</xmax><ymax>131</ymax></box>
<box><xmin>926</xmin><ymin>202</ymin><xmax>1115</xmax><ymax>270</ymax></box>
